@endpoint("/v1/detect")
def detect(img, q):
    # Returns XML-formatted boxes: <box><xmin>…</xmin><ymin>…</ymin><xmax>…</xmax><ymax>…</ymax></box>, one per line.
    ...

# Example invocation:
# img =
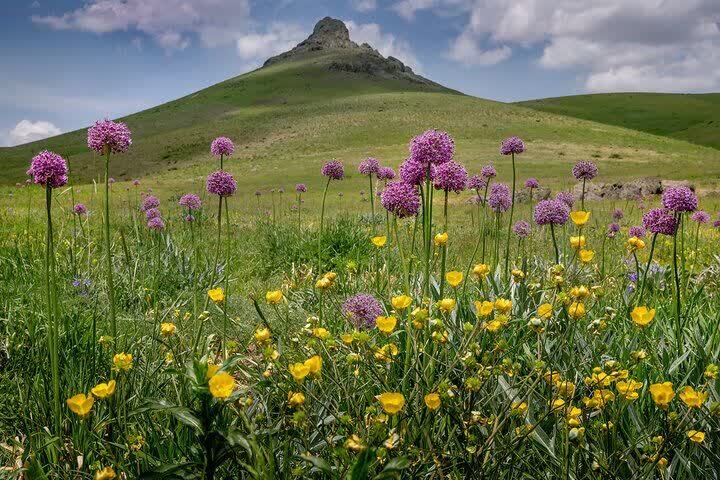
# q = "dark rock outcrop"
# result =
<box><xmin>571</xmin><ymin>177</ymin><xmax>693</xmax><ymax>201</ymax></box>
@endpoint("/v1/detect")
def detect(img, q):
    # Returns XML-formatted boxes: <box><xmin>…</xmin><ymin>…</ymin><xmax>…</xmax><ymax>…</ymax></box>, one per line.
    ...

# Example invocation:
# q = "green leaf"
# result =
<box><xmin>25</xmin><ymin>455</ymin><xmax>48</xmax><ymax>480</ymax></box>
<box><xmin>350</xmin><ymin>448</ymin><xmax>375</xmax><ymax>480</ymax></box>
<box><xmin>299</xmin><ymin>454</ymin><xmax>333</xmax><ymax>477</ymax></box>
<box><xmin>373</xmin><ymin>456</ymin><xmax>410</xmax><ymax>479</ymax></box>
<box><xmin>139</xmin><ymin>462</ymin><xmax>200</xmax><ymax>479</ymax></box>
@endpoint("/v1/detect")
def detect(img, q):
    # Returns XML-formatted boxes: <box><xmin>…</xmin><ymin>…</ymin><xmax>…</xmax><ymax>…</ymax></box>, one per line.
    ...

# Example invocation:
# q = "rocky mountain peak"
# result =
<box><xmin>308</xmin><ymin>17</ymin><xmax>352</xmax><ymax>47</ymax></box>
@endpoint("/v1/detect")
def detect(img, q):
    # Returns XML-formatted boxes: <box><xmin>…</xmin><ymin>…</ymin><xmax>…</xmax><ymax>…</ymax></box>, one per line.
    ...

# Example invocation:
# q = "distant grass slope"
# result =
<box><xmin>517</xmin><ymin>93</ymin><xmax>720</xmax><ymax>150</ymax></box>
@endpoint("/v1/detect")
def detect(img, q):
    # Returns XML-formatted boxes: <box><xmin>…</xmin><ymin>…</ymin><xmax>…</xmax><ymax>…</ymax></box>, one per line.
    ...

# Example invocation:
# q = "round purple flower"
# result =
<box><xmin>409</xmin><ymin>130</ymin><xmax>454</xmax><ymax>165</ymax></box>
<box><xmin>432</xmin><ymin>160</ymin><xmax>468</xmax><ymax>193</ymax></box>
<box><xmin>179</xmin><ymin>193</ymin><xmax>202</xmax><ymax>210</ymax></box>
<box><xmin>73</xmin><ymin>203</ymin><xmax>87</xmax><ymax>215</ymax></box>
<box><xmin>481</xmin><ymin>165</ymin><xmax>497</xmax><ymax>178</ymax></box>
<box><xmin>321</xmin><ymin>160</ymin><xmax>345</xmax><ymax>180</ymax></box>
<box><xmin>500</xmin><ymin>136</ymin><xmax>525</xmax><ymax>155</ymax></box>
<box><xmin>662</xmin><ymin>186</ymin><xmax>697</xmax><ymax>213</ymax></box>
<box><xmin>27</xmin><ymin>151</ymin><xmax>68</xmax><ymax>188</ymax></box>
<box><xmin>524</xmin><ymin>178</ymin><xmax>539</xmax><ymax>189</ymax></box>
<box><xmin>714</xmin><ymin>220</ymin><xmax>720</xmax><ymax>229</ymax></box>
<box><xmin>467</xmin><ymin>174</ymin><xmax>487</xmax><ymax>191</ymax></box>
<box><xmin>612</xmin><ymin>208</ymin><xmax>624</xmax><ymax>221</ymax></box>
<box><xmin>488</xmin><ymin>182</ymin><xmax>512</xmax><ymax>213</ymax></box>
<box><xmin>691</xmin><ymin>210</ymin><xmax>710</xmax><ymax>224</ymax></box>
<box><xmin>643</xmin><ymin>208</ymin><xmax>678</xmax><ymax>236</ymax></box>
<box><xmin>210</xmin><ymin>136</ymin><xmax>234</xmax><ymax>157</ymax></box>
<box><xmin>513</xmin><ymin>220</ymin><xmax>531</xmax><ymax>238</ymax></box>
<box><xmin>342</xmin><ymin>293</ymin><xmax>384</xmax><ymax>328</ymax></box>
<box><xmin>255</xmin><ymin>190</ymin><xmax>262</xmax><ymax>197</ymax></box>
<box><xmin>147</xmin><ymin>217</ymin><xmax>165</xmax><ymax>231</ymax></box>
<box><xmin>628</xmin><ymin>226</ymin><xmax>646</xmax><ymax>238</ymax></box>
<box><xmin>377</xmin><ymin>166</ymin><xmax>396</xmax><ymax>181</ymax></box>
<box><xmin>555</xmin><ymin>191</ymin><xmax>575</xmax><ymax>208</ymax></box>
<box><xmin>132</xmin><ymin>179</ymin><xmax>140</xmax><ymax>186</ymax></box>
<box><xmin>358</xmin><ymin>157</ymin><xmax>380</xmax><ymax>176</ymax></box>
<box><xmin>295</xmin><ymin>183</ymin><xmax>307</xmax><ymax>193</ymax></box>
<box><xmin>607</xmin><ymin>222</ymin><xmax>620</xmax><ymax>238</ymax></box>
<box><xmin>398</xmin><ymin>158</ymin><xmax>427</xmax><ymax>186</ymax></box>
<box><xmin>534</xmin><ymin>199</ymin><xmax>570</xmax><ymax>226</ymax></box>
<box><xmin>572</xmin><ymin>161</ymin><xmax>598</xmax><ymax>181</ymax></box>
<box><xmin>142</xmin><ymin>195</ymin><xmax>160</xmax><ymax>211</ymax></box>
<box><xmin>145</xmin><ymin>208</ymin><xmax>161</xmax><ymax>220</ymax></box>
<box><xmin>206</xmin><ymin>170</ymin><xmax>237</xmax><ymax>197</ymax></box>
<box><xmin>87</xmin><ymin>119</ymin><xmax>132</xmax><ymax>154</ymax></box>
<box><xmin>381</xmin><ymin>181</ymin><xmax>421</xmax><ymax>218</ymax></box>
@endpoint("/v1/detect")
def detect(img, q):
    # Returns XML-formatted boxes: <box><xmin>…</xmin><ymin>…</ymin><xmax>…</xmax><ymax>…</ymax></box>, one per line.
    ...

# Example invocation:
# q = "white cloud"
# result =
<box><xmin>447</xmin><ymin>30</ymin><xmax>510</xmax><ymax>66</ymax></box>
<box><xmin>393</xmin><ymin>0</ymin><xmax>439</xmax><ymax>20</ymax></box>
<box><xmin>352</xmin><ymin>0</ymin><xmax>377</xmax><ymax>12</ymax></box>
<box><xmin>7</xmin><ymin>120</ymin><xmax>62</xmax><ymax>146</ymax></box>
<box><xmin>236</xmin><ymin>23</ymin><xmax>306</xmax><ymax>64</ymax></box>
<box><xmin>345</xmin><ymin>20</ymin><xmax>422</xmax><ymax>72</ymax></box>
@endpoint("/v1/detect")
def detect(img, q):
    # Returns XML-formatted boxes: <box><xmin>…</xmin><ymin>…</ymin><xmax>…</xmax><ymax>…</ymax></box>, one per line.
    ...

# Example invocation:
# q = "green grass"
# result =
<box><xmin>517</xmin><ymin>93</ymin><xmax>720</xmax><ymax>150</ymax></box>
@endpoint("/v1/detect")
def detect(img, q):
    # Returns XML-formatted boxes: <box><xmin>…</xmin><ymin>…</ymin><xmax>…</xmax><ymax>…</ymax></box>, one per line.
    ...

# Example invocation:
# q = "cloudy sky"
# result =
<box><xmin>2</xmin><ymin>0</ymin><xmax>719</xmax><ymax>146</ymax></box>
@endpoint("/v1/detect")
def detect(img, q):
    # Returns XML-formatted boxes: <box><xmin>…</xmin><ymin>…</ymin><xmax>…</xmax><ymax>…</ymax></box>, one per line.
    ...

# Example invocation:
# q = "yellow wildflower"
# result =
<box><xmin>537</xmin><ymin>303</ymin><xmax>553</xmax><ymax>319</ymax></box>
<box><xmin>678</xmin><ymin>386</ymin><xmax>708</xmax><ymax>408</ymax></box>
<box><xmin>626</xmin><ymin>236</ymin><xmax>646</xmax><ymax>251</ymax></box>
<box><xmin>570</xmin><ymin>236</ymin><xmax>586</xmax><ymax>250</ymax></box>
<box><xmin>287</xmin><ymin>391</ymin><xmax>305</xmax><ymax>408</ymax></box>
<box><xmin>616</xmin><ymin>379</ymin><xmax>643</xmax><ymax>401</ymax></box>
<box><xmin>112</xmin><ymin>353</ymin><xmax>133</xmax><ymax>372</ymax></box>
<box><xmin>391</xmin><ymin>295</ymin><xmax>412</xmax><ymax>310</ymax></box>
<box><xmin>254</xmin><ymin>327</ymin><xmax>271</xmax><ymax>343</ymax></box>
<box><xmin>91</xmin><ymin>380</ymin><xmax>116</xmax><ymax>400</ymax></box>
<box><xmin>67</xmin><ymin>393</ymin><xmax>94</xmax><ymax>418</ymax></box>
<box><xmin>371</xmin><ymin>236</ymin><xmax>387</xmax><ymax>248</ymax></box>
<box><xmin>631</xmin><ymin>306</ymin><xmax>655</xmax><ymax>328</ymax></box>
<box><xmin>289</xmin><ymin>362</ymin><xmax>310</xmax><ymax>382</ymax></box>
<box><xmin>304</xmin><ymin>355</ymin><xmax>322</xmax><ymax>375</ymax></box>
<box><xmin>473</xmin><ymin>263</ymin><xmax>490</xmax><ymax>278</ymax></box>
<box><xmin>445</xmin><ymin>271</ymin><xmax>463</xmax><ymax>288</ymax></box>
<box><xmin>579</xmin><ymin>249</ymin><xmax>595</xmax><ymax>263</ymax></box>
<box><xmin>568</xmin><ymin>302</ymin><xmax>586</xmax><ymax>319</ymax></box>
<box><xmin>424</xmin><ymin>393</ymin><xmax>441</xmax><ymax>410</ymax></box>
<box><xmin>265</xmin><ymin>290</ymin><xmax>284</xmax><ymax>305</ymax></box>
<box><xmin>434</xmin><ymin>232</ymin><xmax>449</xmax><ymax>246</ymax></box>
<box><xmin>649</xmin><ymin>382</ymin><xmax>675</xmax><ymax>408</ymax></box>
<box><xmin>475</xmin><ymin>300</ymin><xmax>494</xmax><ymax>317</ymax></box>
<box><xmin>345</xmin><ymin>434</ymin><xmax>365</xmax><ymax>452</ymax></box>
<box><xmin>438</xmin><ymin>298</ymin><xmax>456</xmax><ymax>313</ymax></box>
<box><xmin>686</xmin><ymin>430</ymin><xmax>705</xmax><ymax>444</ymax></box>
<box><xmin>160</xmin><ymin>322</ymin><xmax>176</xmax><ymax>337</ymax></box>
<box><xmin>570</xmin><ymin>211</ymin><xmax>591</xmax><ymax>227</ymax></box>
<box><xmin>95</xmin><ymin>467</ymin><xmax>117</xmax><ymax>480</ymax></box>
<box><xmin>376</xmin><ymin>316</ymin><xmax>397</xmax><ymax>334</ymax></box>
<box><xmin>209</xmin><ymin>372</ymin><xmax>235</xmax><ymax>399</ymax></box>
<box><xmin>207</xmin><ymin>287</ymin><xmax>225</xmax><ymax>303</ymax></box>
<box><xmin>376</xmin><ymin>392</ymin><xmax>405</xmax><ymax>415</ymax></box>
<box><xmin>494</xmin><ymin>298</ymin><xmax>512</xmax><ymax>315</ymax></box>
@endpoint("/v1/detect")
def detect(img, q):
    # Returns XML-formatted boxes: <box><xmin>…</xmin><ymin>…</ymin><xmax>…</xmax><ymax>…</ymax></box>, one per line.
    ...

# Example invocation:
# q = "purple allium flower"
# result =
<box><xmin>321</xmin><ymin>160</ymin><xmax>345</xmax><ymax>180</ymax></box>
<box><xmin>147</xmin><ymin>217</ymin><xmax>165</xmax><ymax>231</ymax></box>
<box><xmin>500</xmin><ymin>136</ymin><xmax>525</xmax><ymax>155</ymax></box>
<box><xmin>691</xmin><ymin>210</ymin><xmax>710</xmax><ymax>224</ymax></box>
<box><xmin>73</xmin><ymin>203</ymin><xmax>87</xmax><ymax>215</ymax></box>
<box><xmin>572</xmin><ymin>161</ymin><xmax>598</xmax><ymax>181</ymax></box>
<box><xmin>488</xmin><ymin>182</ymin><xmax>512</xmax><ymax>213</ymax></box>
<box><xmin>255</xmin><ymin>190</ymin><xmax>262</xmax><ymax>197</ymax></box>
<box><xmin>432</xmin><ymin>160</ymin><xmax>468</xmax><ymax>193</ymax></box>
<box><xmin>513</xmin><ymin>220</ymin><xmax>531</xmax><ymax>238</ymax></box>
<box><xmin>145</xmin><ymin>208</ymin><xmax>161</xmax><ymax>219</ymax></box>
<box><xmin>524</xmin><ymin>178</ymin><xmax>539</xmax><ymax>189</ymax></box>
<box><xmin>714</xmin><ymin>220</ymin><xmax>720</xmax><ymax>229</ymax></box>
<box><xmin>381</xmin><ymin>181</ymin><xmax>421</xmax><ymax>218</ymax></box>
<box><xmin>534</xmin><ymin>199</ymin><xmax>570</xmax><ymax>226</ymax></box>
<box><xmin>132</xmin><ymin>179</ymin><xmax>140</xmax><ymax>186</ymax></box>
<box><xmin>555</xmin><ymin>191</ymin><xmax>575</xmax><ymax>208</ymax></box>
<box><xmin>210</xmin><ymin>136</ymin><xmax>234</xmax><ymax>157</ymax></box>
<box><xmin>467</xmin><ymin>174</ymin><xmax>487</xmax><ymax>191</ymax></box>
<box><xmin>179</xmin><ymin>193</ymin><xmax>202</xmax><ymax>210</ymax></box>
<box><xmin>643</xmin><ymin>208</ymin><xmax>678</xmax><ymax>236</ymax></box>
<box><xmin>409</xmin><ymin>129</ymin><xmax>454</xmax><ymax>165</ymax></box>
<box><xmin>342</xmin><ymin>293</ymin><xmax>384</xmax><ymax>328</ymax></box>
<box><xmin>607</xmin><ymin>222</ymin><xmax>620</xmax><ymax>238</ymax></box>
<box><xmin>398</xmin><ymin>158</ymin><xmax>427</xmax><ymax>186</ymax></box>
<box><xmin>87</xmin><ymin>119</ymin><xmax>131</xmax><ymax>154</ymax></box>
<box><xmin>141</xmin><ymin>195</ymin><xmax>160</xmax><ymax>211</ymax></box>
<box><xmin>108</xmin><ymin>177</ymin><xmax>115</xmax><ymax>184</ymax></box>
<box><xmin>377</xmin><ymin>166</ymin><xmax>396</xmax><ymax>181</ymax></box>
<box><xmin>27</xmin><ymin>151</ymin><xmax>68</xmax><ymax>188</ymax></box>
<box><xmin>206</xmin><ymin>170</ymin><xmax>237</xmax><ymax>197</ymax></box>
<box><xmin>662</xmin><ymin>186</ymin><xmax>697</xmax><ymax>212</ymax></box>
<box><xmin>481</xmin><ymin>165</ymin><xmax>497</xmax><ymax>178</ymax></box>
<box><xmin>295</xmin><ymin>183</ymin><xmax>307</xmax><ymax>193</ymax></box>
<box><xmin>358</xmin><ymin>157</ymin><xmax>380</xmax><ymax>176</ymax></box>
<box><xmin>612</xmin><ymin>208</ymin><xmax>624</xmax><ymax>221</ymax></box>
<box><xmin>628</xmin><ymin>226</ymin><xmax>646</xmax><ymax>238</ymax></box>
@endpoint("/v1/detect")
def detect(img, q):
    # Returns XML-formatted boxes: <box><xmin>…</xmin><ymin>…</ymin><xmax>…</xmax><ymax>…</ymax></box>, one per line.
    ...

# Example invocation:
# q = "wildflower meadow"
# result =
<box><xmin>1</xmin><ymin>124</ymin><xmax>720</xmax><ymax>479</ymax></box>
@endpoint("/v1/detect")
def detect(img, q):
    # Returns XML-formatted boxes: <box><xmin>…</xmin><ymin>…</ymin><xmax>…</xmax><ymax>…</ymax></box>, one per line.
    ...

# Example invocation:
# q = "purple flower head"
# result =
<box><xmin>358</xmin><ymin>157</ymin><xmax>380</xmax><ymax>176</ymax></box>
<box><xmin>513</xmin><ymin>220</ymin><xmax>531</xmax><ymax>238</ymax></box>
<box><xmin>500</xmin><ymin>136</ymin><xmax>525</xmax><ymax>155</ymax></box>
<box><xmin>145</xmin><ymin>208</ymin><xmax>161</xmax><ymax>220</ymax></box>
<box><xmin>87</xmin><ymin>119</ymin><xmax>131</xmax><ymax>154</ymax></box>
<box><xmin>210</xmin><ymin>137</ymin><xmax>234</xmax><ymax>157</ymax></box>
<box><xmin>342</xmin><ymin>293</ymin><xmax>384</xmax><ymax>328</ymax></box>
<box><xmin>555</xmin><ymin>191</ymin><xmax>575</xmax><ymax>208</ymax></box>
<box><xmin>481</xmin><ymin>165</ymin><xmax>497</xmax><ymax>178</ymax></box>
<box><xmin>612</xmin><ymin>208</ymin><xmax>624</xmax><ymax>221</ymax></box>
<box><xmin>628</xmin><ymin>226</ymin><xmax>646</xmax><ymax>238</ymax></box>
<box><xmin>714</xmin><ymin>220</ymin><xmax>720</xmax><ymax>229</ymax></box>
<box><xmin>409</xmin><ymin>129</ymin><xmax>454</xmax><ymax>165</ymax></box>
<box><xmin>206</xmin><ymin>170</ymin><xmax>237</xmax><ymax>197</ymax></box>
<box><xmin>179</xmin><ymin>193</ymin><xmax>202</xmax><ymax>210</ymax></box>
<box><xmin>607</xmin><ymin>222</ymin><xmax>620</xmax><ymax>238</ymax></box>
<box><xmin>141</xmin><ymin>195</ymin><xmax>160</xmax><ymax>211</ymax></box>
<box><xmin>27</xmin><ymin>151</ymin><xmax>68</xmax><ymax>188</ymax></box>
<box><xmin>691</xmin><ymin>210</ymin><xmax>710</xmax><ymax>224</ymax></box>
<box><xmin>572</xmin><ymin>161</ymin><xmax>598</xmax><ymax>181</ymax></box>
<box><xmin>488</xmin><ymin>182</ymin><xmax>512</xmax><ymax>213</ymax></box>
<box><xmin>255</xmin><ymin>190</ymin><xmax>262</xmax><ymax>197</ymax></box>
<box><xmin>132</xmin><ymin>179</ymin><xmax>140</xmax><ymax>186</ymax></box>
<box><xmin>662</xmin><ymin>186</ymin><xmax>697</xmax><ymax>212</ymax></box>
<box><xmin>524</xmin><ymin>178</ymin><xmax>539</xmax><ymax>189</ymax></box>
<box><xmin>295</xmin><ymin>183</ymin><xmax>307</xmax><ymax>193</ymax></box>
<box><xmin>381</xmin><ymin>181</ymin><xmax>421</xmax><ymax>218</ymax></box>
<box><xmin>399</xmin><ymin>158</ymin><xmax>427</xmax><ymax>186</ymax></box>
<box><xmin>432</xmin><ymin>160</ymin><xmax>468</xmax><ymax>193</ymax></box>
<box><xmin>377</xmin><ymin>166</ymin><xmax>396</xmax><ymax>181</ymax></box>
<box><xmin>321</xmin><ymin>160</ymin><xmax>345</xmax><ymax>180</ymax></box>
<box><xmin>643</xmin><ymin>208</ymin><xmax>678</xmax><ymax>236</ymax></box>
<box><xmin>534</xmin><ymin>199</ymin><xmax>570</xmax><ymax>226</ymax></box>
<box><xmin>467</xmin><ymin>174</ymin><xmax>487</xmax><ymax>191</ymax></box>
<box><xmin>147</xmin><ymin>217</ymin><xmax>165</xmax><ymax>231</ymax></box>
<box><xmin>73</xmin><ymin>203</ymin><xmax>87</xmax><ymax>215</ymax></box>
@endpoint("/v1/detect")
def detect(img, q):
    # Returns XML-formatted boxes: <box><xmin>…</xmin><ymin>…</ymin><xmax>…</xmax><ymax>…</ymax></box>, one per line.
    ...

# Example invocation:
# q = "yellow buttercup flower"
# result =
<box><xmin>649</xmin><ymin>382</ymin><xmax>675</xmax><ymax>408</ymax></box>
<box><xmin>91</xmin><ymin>380</ymin><xmax>116</xmax><ymax>400</ymax></box>
<box><xmin>112</xmin><ymin>353</ymin><xmax>133</xmax><ymax>372</ymax></box>
<box><xmin>424</xmin><ymin>393</ymin><xmax>441</xmax><ymax>410</ymax></box>
<box><xmin>391</xmin><ymin>295</ymin><xmax>412</xmax><ymax>310</ymax></box>
<box><xmin>254</xmin><ymin>327</ymin><xmax>271</xmax><ymax>343</ymax></box>
<box><xmin>287</xmin><ymin>391</ymin><xmax>305</xmax><ymax>408</ymax></box>
<box><xmin>616</xmin><ymin>379</ymin><xmax>643</xmax><ymax>401</ymax></box>
<box><xmin>438</xmin><ymin>298</ymin><xmax>456</xmax><ymax>313</ymax></box>
<box><xmin>511</xmin><ymin>269</ymin><xmax>525</xmax><ymax>282</ymax></box>
<box><xmin>631</xmin><ymin>306</ymin><xmax>655</xmax><ymax>328</ymax></box>
<box><xmin>445</xmin><ymin>271</ymin><xmax>463</xmax><ymax>288</ymax></box>
<box><xmin>265</xmin><ymin>290</ymin><xmax>284</xmax><ymax>305</ymax></box>
<box><xmin>376</xmin><ymin>316</ymin><xmax>397</xmax><ymax>334</ymax></box>
<box><xmin>475</xmin><ymin>300</ymin><xmax>494</xmax><ymax>317</ymax></box>
<box><xmin>304</xmin><ymin>355</ymin><xmax>322</xmax><ymax>375</ymax></box>
<box><xmin>371</xmin><ymin>236</ymin><xmax>387</xmax><ymax>248</ymax></box>
<box><xmin>209</xmin><ymin>372</ymin><xmax>235</xmax><ymax>399</ymax></box>
<box><xmin>345</xmin><ymin>434</ymin><xmax>365</xmax><ymax>452</ymax></box>
<box><xmin>570</xmin><ymin>211</ymin><xmax>591</xmax><ymax>227</ymax></box>
<box><xmin>537</xmin><ymin>303</ymin><xmax>553</xmax><ymax>319</ymax></box>
<box><xmin>570</xmin><ymin>285</ymin><xmax>591</xmax><ymax>301</ymax></box>
<box><xmin>95</xmin><ymin>467</ymin><xmax>117</xmax><ymax>480</ymax></box>
<box><xmin>626</xmin><ymin>236</ymin><xmax>646</xmax><ymax>251</ymax></box>
<box><xmin>678</xmin><ymin>386</ymin><xmax>708</xmax><ymax>408</ymax></box>
<box><xmin>512</xmin><ymin>401</ymin><xmax>528</xmax><ymax>415</ymax></box>
<box><xmin>494</xmin><ymin>298</ymin><xmax>512</xmax><ymax>315</ymax></box>
<box><xmin>473</xmin><ymin>263</ymin><xmax>490</xmax><ymax>278</ymax></box>
<box><xmin>67</xmin><ymin>393</ymin><xmax>94</xmax><ymax>418</ymax></box>
<box><xmin>374</xmin><ymin>343</ymin><xmax>399</xmax><ymax>362</ymax></box>
<box><xmin>568</xmin><ymin>302</ymin><xmax>586</xmax><ymax>319</ymax></box>
<box><xmin>686</xmin><ymin>430</ymin><xmax>705</xmax><ymax>444</ymax></box>
<box><xmin>160</xmin><ymin>322</ymin><xmax>176</xmax><ymax>337</ymax></box>
<box><xmin>570</xmin><ymin>236</ymin><xmax>586</xmax><ymax>250</ymax></box>
<box><xmin>376</xmin><ymin>392</ymin><xmax>405</xmax><ymax>415</ymax></box>
<box><xmin>340</xmin><ymin>333</ymin><xmax>354</xmax><ymax>345</ymax></box>
<box><xmin>555</xmin><ymin>380</ymin><xmax>576</xmax><ymax>398</ymax></box>
<box><xmin>206</xmin><ymin>362</ymin><xmax>220</xmax><ymax>379</ymax></box>
<box><xmin>207</xmin><ymin>287</ymin><xmax>225</xmax><ymax>303</ymax></box>
<box><xmin>434</xmin><ymin>232</ymin><xmax>449</xmax><ymax>247</ymax></box>
<box><xmin>315</xmin><ymin>277</ymin><xmax>332</xmax><ymax>290</ymax></box>
<box><xmin>579</xmin><ymin>249</ymin><xmax>595</xmax><ymax>263</ymax></box>
<box><xmin>312</xmin><ymin>327</ymin><xmax>330</xmax><ymax>339</ymax></box>
<box><xmin>289</xmin><ymin>362</ymin><xmax>310</xmax><ymax>382</ymax></box>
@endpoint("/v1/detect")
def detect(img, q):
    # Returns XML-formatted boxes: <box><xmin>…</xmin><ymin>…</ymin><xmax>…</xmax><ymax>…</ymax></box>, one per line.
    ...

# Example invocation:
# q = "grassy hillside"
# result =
<box><xmin>517</xmin><ymin>93</ymin><xmax>720</xmax><ymax>150</ymax></box>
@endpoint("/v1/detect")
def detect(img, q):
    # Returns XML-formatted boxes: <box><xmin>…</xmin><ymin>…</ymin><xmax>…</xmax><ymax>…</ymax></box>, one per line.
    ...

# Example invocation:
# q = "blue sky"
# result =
<box><xmin>2</xmin><ymin>0</ymin><xmax>719</xmax><ymax>146</ymax></box>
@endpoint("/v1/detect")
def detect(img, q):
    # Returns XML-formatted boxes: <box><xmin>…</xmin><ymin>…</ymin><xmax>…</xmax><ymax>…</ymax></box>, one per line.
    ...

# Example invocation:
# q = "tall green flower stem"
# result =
<box><xmin>580</xmin><ymin>179</ymin><xmax>586</xmax><ymax>210</ymax></box>
<box><xmin>103</xmin><ymin>147</ymin><xmax>118</xmax><ymax>341</ymax></box>
<box><xmin>672</xmin><ymin>214</ymin><xmax>683</xmax><ymax>346</ymax></box>
<box><xmin>393</xmin><ymin>217</ymin><xmax>410</xmax><ymax>295</ymax></box>
<box><xmin>504</xmin><ymin>152</ymin><xmax>517</xmax><ymax>279</ymax></box>
<box><xmin>44</xmin><ymin>185</ymin><xmax>61</xmax><ymax>436</ymax></box>
<box><xmin>317</xmin><ymin>177</ymin><xmax>331</xmax><ymax>269</ymax></box>
<box><xmin>296</xmin><ymin>193</ymin><xmax>302</xmax><ymax>233</ymax></box>
<box><xmin>368</xmin><ymin>174</ymin><xmax>375</xmax><ymax>220</ymax></box>
<box><xmin>439</xmin><ymin>190</ymin><xmax>449</xmax><ymax>299</ymax></box>
<box><xmin>550</xmin><ymin>224</ymin><xmax>560</xmax><ymax>265</ymax></box>
<box><xmin>637</xmin><ymin>233</ymin><xmax>657</xmax><ymax>304</ymax></box>
<box><xmin>421</xmin><ymin>166</ymin><xmax>435</xmax><ymax>302</ymax></box>
<box><xmin>222</xmin><ymin>198</ymin><xmax>231</xmax><ymax>352</ymax></box>
<box><xmin>480</xmin><ymin>182</ymin><xmax>491</xmax><ymax>263</ymax></box>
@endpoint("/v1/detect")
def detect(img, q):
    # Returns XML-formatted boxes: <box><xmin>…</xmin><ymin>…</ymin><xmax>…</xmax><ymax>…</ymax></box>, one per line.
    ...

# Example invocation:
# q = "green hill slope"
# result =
<box><xmin>517</xmin><ymin>93</ymin><xmax>720</xmax><ymax>150</ymax></box>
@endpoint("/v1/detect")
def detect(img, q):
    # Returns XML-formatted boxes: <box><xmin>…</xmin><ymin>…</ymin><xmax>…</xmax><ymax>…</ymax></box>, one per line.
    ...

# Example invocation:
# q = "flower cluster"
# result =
<box><xmin>358</xmin><ymin>157</ymin><xmax>380</xmax><ymax>176</ymax></box>
<box><xmin>179</xmin><ymin>193</ymin><xmax>202</xmax><ymax>210</ymax></box>
<box><xmin>381</xmin><ymin>181</ymin><xmax>421</xmax><ymax>218</ymax></box>
<box><xmin>87</xmin><ymin>119</ymin><xmax>132</xmax><ymax>154</ymax></box>
<box><xmin>500</xmin><ymin>136</ymin><xmax>525</xmax><ymax>155</ymax></box>
<box><xmin>432</xmin><ymin>161</ymin><xmax>468</xmax><ymax>193</ymax></box>
<box><xmin>321</xmin><ymin>160</ymin><xmax>345</xmax><ymax>180</ymax></box>
<box><xmin>642</xmin><ymin>208</ymin><xmax>678</xmax><ymax>236</ymax></box>
<box><xmin>534</xmin><ymin>199</ymin><xmax>570</xmax><ymax>225</ymax></box>
<box><xmin>206</xmin><ymin>171</ymin><xmax>237</xmax><ymax>197</ymax></box>
<box><xmin>488</xmin><ymin>182</ymin><xmax>512</xmax><ymax>213</ymax></box>
<box><xmin>27</xmin><ymin>151</ymin><xmax>68</xmax><ymax>188</ymax></box>
<box><xmin>342</xmin><ymin>293</ymin><xmax>384</xmax><ymax>328</ymax></box>
<box><xmin>409</xmin><ymin>129</ymin><xmax>454</xmax><ymax>165</ymax></box>
<box><xmin>662</xmin><ymin>186</ymin><xmax>697</xmax><ymax>212</ymax></box>
<box><xmin>210</xmin><ymin>137</ymin><xmax>234</xmax><ymax>157</ymax></box>
<box><xmin>572</xmin><ymin>161</ymin><xmax>598</xmax><ymax>180</ymax></box>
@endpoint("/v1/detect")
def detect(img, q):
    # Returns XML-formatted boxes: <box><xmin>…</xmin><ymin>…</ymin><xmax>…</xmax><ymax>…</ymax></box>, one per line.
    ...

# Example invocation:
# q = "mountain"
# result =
<box><xmin>517</xmin><ymin>93</ymin><xmax>720</xmax><ymax>150</ymax></box>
